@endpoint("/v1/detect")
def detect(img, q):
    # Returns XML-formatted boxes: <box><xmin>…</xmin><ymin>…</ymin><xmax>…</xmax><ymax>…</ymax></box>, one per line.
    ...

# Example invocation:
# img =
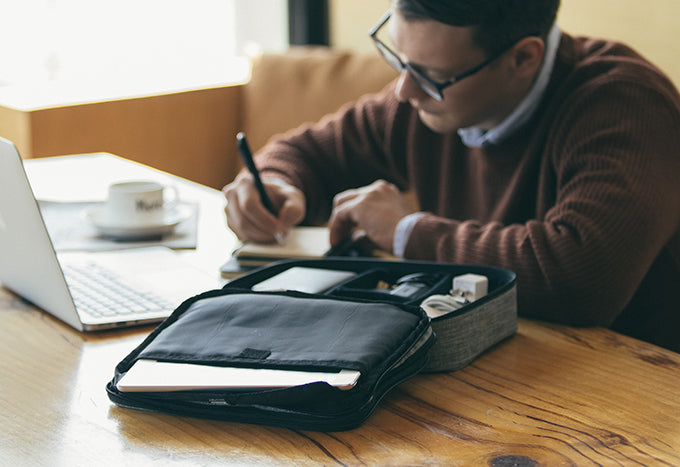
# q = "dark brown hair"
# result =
<box><xmin>395</xmin><ymin>0</ymin><xmax>560</xmax><ymax>55</ymax></box>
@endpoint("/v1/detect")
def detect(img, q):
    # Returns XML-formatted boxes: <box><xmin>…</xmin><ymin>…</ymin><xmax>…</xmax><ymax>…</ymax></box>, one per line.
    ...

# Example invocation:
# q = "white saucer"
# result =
<box><xmin>84</xmin><ymin>203</ymin><xmax>193</xmax><ymax>239</ymax></box>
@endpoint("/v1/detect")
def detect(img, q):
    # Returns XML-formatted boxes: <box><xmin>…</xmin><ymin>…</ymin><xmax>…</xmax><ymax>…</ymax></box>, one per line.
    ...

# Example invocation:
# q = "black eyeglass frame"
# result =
<box><xmin>369</xmin><ymin>10</ymin><xmax>512</xmax><ymax>101</ymax></box>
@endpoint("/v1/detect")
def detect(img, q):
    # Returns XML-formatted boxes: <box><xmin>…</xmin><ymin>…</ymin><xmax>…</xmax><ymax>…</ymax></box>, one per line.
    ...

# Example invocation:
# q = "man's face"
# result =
<box><xmin>390</xmin><ymin>10</ymin><xmax>519</xmax><ymax>133</ymax></box>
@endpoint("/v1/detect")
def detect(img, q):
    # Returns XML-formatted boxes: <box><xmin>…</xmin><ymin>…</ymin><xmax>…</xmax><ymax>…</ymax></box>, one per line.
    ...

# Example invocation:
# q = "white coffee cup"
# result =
<box><xmin>105</xmin><ymin>180</ymin><xmax>178</xmax><ymax>227</ymax></box>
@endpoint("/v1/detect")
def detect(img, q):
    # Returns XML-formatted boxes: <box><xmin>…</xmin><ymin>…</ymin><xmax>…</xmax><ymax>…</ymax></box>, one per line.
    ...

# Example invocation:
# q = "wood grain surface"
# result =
<box><xmin>2</xmin><ymin>287</ymin><xmax>678</xmax><ymax>466</ymax></box>
<box><xmin>2</xmin><ymin>154</ymin><xmax>678</xmax><ymax>466</ymax></box>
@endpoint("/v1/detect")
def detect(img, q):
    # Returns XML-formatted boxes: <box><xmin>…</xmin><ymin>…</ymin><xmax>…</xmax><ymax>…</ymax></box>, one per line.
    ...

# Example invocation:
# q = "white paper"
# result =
<box><xmin>117</xmin><ymin>359</ymin><xmax>361</xmax><ymax>392</ymax></box>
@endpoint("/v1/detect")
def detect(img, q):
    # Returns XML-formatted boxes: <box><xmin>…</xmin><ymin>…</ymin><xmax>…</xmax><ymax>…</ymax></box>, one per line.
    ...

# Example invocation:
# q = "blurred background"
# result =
<box><xmin>0</xmin><ymin>0</ymin><xmax>677</xmax><ymax>189</ymax></box>
<box><xmin>2</xmin><ymin>0</ymin><xmax>677</xmax><ymax>91</ymax></box>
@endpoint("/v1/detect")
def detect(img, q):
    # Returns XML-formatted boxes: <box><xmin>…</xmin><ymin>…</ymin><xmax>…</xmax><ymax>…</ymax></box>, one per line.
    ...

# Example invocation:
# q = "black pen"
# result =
<box><xmin>236</xmin><ymin>132</ymin><xmax>277</xmax><ymax>216</ymax></box>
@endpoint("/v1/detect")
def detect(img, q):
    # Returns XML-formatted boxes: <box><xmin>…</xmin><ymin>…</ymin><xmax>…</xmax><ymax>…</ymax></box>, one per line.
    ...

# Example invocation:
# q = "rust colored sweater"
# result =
<box><xmin>255</xmin><ymin>33</ymin><xmax>680</xmax><ymax>352</ymax></box>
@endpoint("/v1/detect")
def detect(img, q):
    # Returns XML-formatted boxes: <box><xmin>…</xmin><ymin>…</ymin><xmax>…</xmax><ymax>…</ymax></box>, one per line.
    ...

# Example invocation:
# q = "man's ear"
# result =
<box><xmin>508</xmin><ymin>37</ymin><xmax>545</xmax><ymax>77</ymax></box>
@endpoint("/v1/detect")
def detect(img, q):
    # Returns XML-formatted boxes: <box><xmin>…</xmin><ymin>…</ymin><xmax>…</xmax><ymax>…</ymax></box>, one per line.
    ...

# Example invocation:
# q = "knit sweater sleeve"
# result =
<box><xmin>254</xmin><ymin>84</ymin><xmax>408</xmax><ymax>225</ymax></box>
<box><xmin>405</xmin><ymin>76</ymin><xmax>680</xmax><ymax>327</ymax></box>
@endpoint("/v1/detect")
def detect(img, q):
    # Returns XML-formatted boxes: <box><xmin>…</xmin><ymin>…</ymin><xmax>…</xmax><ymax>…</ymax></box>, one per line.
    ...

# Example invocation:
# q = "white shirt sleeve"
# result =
<box><xmin>393</xmin><ymin>212</ymin><xmax>425</xmax><ymax>258</ymax></box>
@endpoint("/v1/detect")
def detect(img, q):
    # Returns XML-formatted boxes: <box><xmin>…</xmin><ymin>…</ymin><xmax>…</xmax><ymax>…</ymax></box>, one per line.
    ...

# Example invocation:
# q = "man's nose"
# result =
<box><xmin>394</xmin><ymin>69</ymin><xmax>428</xmax><ymax>103</ymax></box>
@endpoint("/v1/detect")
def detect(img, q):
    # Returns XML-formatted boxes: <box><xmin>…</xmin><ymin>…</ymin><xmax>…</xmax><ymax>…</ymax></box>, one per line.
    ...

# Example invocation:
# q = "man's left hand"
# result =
<box><xmin>328</xmin><ymin>180</ymin><xmax>416</xmax><ymax>253</ymax></box>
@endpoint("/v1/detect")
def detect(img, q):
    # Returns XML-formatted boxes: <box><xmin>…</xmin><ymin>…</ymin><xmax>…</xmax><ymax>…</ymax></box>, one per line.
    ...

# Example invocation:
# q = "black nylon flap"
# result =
<box><xmin>137</xmin><ymin>291</ymin><xmax>423</xmax><ymax>374</ymax></box>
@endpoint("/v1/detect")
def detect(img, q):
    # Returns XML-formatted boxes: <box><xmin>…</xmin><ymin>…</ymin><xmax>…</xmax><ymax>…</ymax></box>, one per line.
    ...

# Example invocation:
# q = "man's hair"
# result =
<box><xmin>395</xmin><ymin>0</ymin><xmax>560</xmax><ymax>56</ymax></box>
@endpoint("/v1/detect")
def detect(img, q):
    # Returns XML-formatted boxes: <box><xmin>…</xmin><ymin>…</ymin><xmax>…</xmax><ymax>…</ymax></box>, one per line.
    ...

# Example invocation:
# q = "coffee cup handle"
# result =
<box><xmin>164</xmin><ymin>186</ymin><xmax>180</xmax><ymax>210</ymax></box>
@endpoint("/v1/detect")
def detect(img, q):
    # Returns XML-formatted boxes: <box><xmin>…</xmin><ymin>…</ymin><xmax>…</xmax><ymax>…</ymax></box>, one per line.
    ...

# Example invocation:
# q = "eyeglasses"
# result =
<box><xmin>369</xmin><ymin>10</ymin><xmax>509</xmax><ymax>101</ymax></box>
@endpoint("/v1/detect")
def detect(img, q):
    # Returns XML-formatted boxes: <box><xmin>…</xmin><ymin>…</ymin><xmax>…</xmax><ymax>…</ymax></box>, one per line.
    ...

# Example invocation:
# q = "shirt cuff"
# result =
<box><xmin>393</xmin><ymin>212</ymin><xmax>425</xmax><ymax>258</ymax></box>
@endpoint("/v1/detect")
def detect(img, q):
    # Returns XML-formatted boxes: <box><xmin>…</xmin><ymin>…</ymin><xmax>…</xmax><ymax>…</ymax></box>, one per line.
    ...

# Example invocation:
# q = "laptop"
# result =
<box><xmin>0</xmin><ymin>137</ymin><xmax>221</xmax><ymax>331</ymax></box>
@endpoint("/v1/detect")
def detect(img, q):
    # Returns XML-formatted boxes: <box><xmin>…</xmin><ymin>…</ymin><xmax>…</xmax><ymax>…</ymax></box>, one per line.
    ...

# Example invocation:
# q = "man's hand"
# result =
<box><xmin>328</xmin><ymin>180</ymin><xmax>415</xmax><ymax>253</ymax></box>
<box><xmin>223</xmin><ymin>174</ymin><xmax>305</xmax><ymax>243</ymax></box>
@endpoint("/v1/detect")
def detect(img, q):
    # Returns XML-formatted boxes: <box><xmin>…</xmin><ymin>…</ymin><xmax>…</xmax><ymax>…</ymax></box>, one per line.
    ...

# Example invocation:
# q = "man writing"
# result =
<box><xmin>223</xmin><ymin>0</ymin><xmax>680</xmax><ymax>352</ymax></box>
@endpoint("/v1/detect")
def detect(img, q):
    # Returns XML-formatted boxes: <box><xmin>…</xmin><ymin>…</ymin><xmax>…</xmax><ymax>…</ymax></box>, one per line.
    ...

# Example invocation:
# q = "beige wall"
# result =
<box><xmin>329</xmin><ymin>0</ymin><xmax>680</xmax><ymax>86</ymax></box>
<box><xmin>558</xmin><ymin>0</ymin><xmax>680</xmax><ymax>86</ymax></box>
<box><xmin>329</xmin><ymin>0</ymin><xmax>387</xmax><ymax>54</ymax></box>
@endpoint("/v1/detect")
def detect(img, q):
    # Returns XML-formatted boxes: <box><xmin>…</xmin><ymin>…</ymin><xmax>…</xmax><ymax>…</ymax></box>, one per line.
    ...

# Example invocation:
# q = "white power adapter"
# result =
<box><xmin>420</xmin><ymin>273</ymin><xmax>489</xmax><ymax>318</ymax></box>
<box><xmin>452</xmin><ymin>273</ymin><xmax>488</xmax><ymax>301</ymax></box>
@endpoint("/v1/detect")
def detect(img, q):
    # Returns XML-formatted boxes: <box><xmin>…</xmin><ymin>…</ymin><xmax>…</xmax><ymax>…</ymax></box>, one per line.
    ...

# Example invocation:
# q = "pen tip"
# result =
<box><xmin>274</xmin><ymin>232</ymin><xmax>286</xmax><ymax>245</ymax></box>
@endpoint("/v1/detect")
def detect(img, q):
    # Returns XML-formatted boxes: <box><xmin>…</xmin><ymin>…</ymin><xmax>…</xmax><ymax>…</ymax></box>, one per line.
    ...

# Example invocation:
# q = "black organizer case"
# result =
<box><xmin>228</xmin><ymin>258</ymin><xmax>518</xmax><ymax>373</ymax></box>
<box><xmin>106</xmin><ymin>258</ymin><xmax>516</xmax><ymax>431</ymax></box>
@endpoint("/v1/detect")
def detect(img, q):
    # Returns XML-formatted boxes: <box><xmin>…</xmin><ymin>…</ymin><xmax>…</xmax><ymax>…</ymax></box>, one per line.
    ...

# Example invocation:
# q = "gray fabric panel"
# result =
<box><xmin>423</xmin><ymin>285</ymin><xmax>517</xmax><ymax>373</ymax></box>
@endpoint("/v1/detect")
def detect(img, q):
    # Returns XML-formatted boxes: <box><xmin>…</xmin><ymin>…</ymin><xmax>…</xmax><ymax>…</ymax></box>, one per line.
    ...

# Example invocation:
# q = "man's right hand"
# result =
<box><xmin>222</xmin><ymin>174</ymin><xmax>306</xmax><ymax>243</ymax></box>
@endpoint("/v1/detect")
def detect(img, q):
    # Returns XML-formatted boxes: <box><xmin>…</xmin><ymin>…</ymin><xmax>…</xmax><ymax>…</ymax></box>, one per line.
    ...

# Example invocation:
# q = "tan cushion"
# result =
<box><xmin>243</xmin><ymin>46</ymin><xmax>397</xmax><ymax>152</ymax></box>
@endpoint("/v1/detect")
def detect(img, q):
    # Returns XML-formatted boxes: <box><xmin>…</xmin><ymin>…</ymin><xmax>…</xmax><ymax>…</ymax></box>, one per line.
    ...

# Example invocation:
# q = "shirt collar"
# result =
<box><xmin>458</xmin><ymin>24</ymin><xmax>562</xmax><ymax>148</ymax></box>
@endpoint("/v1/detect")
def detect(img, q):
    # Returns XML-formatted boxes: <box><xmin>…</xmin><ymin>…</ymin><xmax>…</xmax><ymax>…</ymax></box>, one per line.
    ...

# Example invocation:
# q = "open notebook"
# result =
<box><xmin>235</xmin><ymin>227</ymin><xmax>331</xmax><ymax>264</ymax></box>
<box><xmin>220</xmin><ymin>226</ymin><xmax>331</xmax><ymax>278</ymax></box>
<box><xmin>220</xmin><ymin>227</ymin><xmax>375</xmax><ymax>279</ymax></box>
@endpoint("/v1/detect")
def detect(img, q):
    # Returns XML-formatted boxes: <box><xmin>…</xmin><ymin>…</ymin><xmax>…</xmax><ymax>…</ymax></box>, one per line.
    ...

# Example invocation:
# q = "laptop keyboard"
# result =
<box><xmin>62</xmin><ymin>262</ymin><xmax>174</xmax><ymax>319</ymax></box>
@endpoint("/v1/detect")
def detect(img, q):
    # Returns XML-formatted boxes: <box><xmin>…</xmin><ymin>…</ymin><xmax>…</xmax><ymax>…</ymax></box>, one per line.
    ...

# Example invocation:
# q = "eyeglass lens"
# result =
<box><xmin>373</xmin><ymin>34</ymin><xmax>443</xmax><ymax>100</ymax></box>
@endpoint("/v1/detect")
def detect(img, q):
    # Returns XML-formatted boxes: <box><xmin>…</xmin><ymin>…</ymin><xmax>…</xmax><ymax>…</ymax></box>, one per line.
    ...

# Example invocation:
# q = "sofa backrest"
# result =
<box><xmin>242</xmin><ymin>46</ymin><xmax>398</xmax><ymax>153</ymax></box>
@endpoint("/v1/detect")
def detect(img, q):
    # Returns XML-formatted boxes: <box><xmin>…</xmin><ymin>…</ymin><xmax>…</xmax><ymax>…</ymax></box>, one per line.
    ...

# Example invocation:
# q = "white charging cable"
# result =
<box><xmin>421</xmin><ymin>273</ymin><xmax>488</xmax><ymax>318</ymax></box>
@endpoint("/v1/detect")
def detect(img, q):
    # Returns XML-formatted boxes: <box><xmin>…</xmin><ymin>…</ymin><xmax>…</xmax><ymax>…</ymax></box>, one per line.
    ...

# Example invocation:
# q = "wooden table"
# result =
<box><xmin>2</xmin><ymin>155</ymin><xmax>679</xmax><ymax>466</ymax></box>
